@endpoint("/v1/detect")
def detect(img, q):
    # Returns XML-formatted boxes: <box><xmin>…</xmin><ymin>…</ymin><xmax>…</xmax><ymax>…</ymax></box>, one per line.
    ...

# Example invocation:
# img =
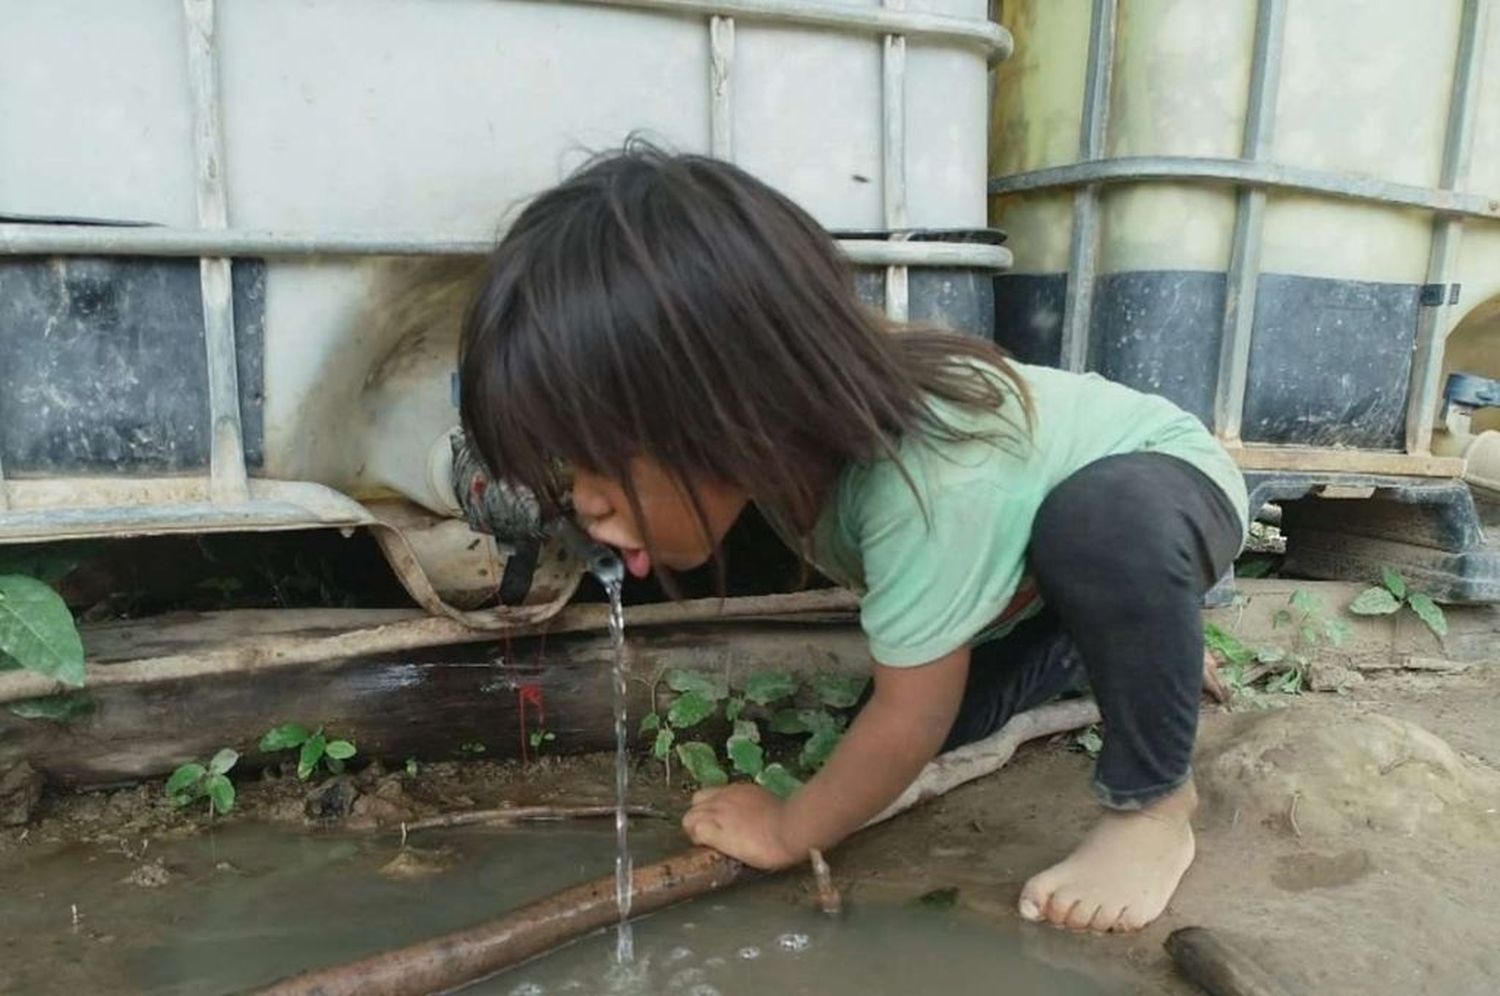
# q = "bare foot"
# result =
<box><xmin>1018</xmin><ymin>781</ymin><xmax>1197</xmax><ymax>932</ymax></box>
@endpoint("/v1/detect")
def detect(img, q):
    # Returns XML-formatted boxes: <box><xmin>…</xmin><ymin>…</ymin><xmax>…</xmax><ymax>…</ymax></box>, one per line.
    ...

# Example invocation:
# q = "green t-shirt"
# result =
<box><xmin>782</xmin><ymin>363</ymin><xmax>1250</xmax><ymax>667</ymax></box>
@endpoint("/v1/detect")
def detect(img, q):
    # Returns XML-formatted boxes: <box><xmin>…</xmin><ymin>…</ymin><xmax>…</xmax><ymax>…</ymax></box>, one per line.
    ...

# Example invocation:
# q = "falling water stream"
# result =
<box><xmin>604</xmin><ymin>575</ymin><xmax>635</xmax><ymax>966</ymax></box>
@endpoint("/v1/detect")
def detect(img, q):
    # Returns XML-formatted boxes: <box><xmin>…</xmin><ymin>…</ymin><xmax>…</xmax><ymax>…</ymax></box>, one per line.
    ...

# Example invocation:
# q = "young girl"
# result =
<box><xmin>459</xmin><ymin>144</ymin><xmax>1249</xmax><ymax>933</ymax></box>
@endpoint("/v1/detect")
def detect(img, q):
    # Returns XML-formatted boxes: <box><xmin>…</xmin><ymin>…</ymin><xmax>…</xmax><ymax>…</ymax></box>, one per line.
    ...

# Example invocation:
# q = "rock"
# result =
<box><xmin>304</xmin><ymin>776</ymin><xmax>360</xmax><ymax>822</ymax></box>
<box><xmin>0</xmin><ymin>761</ymin><xmax>44</xmax><ymax>826</ymax></box>
<box><xmin>1199</xmin><ymin>707</ymin><xmax>1500</xmax><ymax>843</ymax></box>
<box><xmin>1305</xmin><ymin>659</ymin><xmax>1365</xmax><ymax>692</ymax></box>
<box><xmin>121</xmin><ymin>859</ymin><xmax>172</xmax><ymax>889</ymax></box>
<box><xmin>347</xmin><ymin>793</ymin><xmax>416</xmax><ymax>830</ymax></box>
<box><xmin>378</xmin><ymin>846</ymin><xmax>456</xmax><ymax>880</ymax></box>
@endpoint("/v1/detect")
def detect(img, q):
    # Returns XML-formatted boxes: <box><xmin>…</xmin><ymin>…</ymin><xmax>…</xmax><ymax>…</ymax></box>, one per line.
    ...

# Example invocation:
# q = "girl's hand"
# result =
<box><xmin>681</xmin><ymin>784</ymin><xmax>802</xmax><ymax>870</ymax></box>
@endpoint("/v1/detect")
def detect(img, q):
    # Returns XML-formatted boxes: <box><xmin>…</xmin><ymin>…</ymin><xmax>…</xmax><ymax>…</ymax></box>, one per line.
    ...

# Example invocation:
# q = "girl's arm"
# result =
<box><xmin>682</xmin><ymin>645</ymin><xmax>970</xmax><ymax>868</ymax></box>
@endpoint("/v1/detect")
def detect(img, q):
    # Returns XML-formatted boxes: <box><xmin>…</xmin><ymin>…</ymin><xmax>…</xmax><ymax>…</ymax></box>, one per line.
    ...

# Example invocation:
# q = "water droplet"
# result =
<box><xmin>666</xmin><ymin>946</ymin><xmax>694</xmax><ymax>963</ymax></box>
<box><xmin>777</xmin><ymin>932</ymin><xmax>811</xmax><ymax>953</ymax></box>
<box><xmin>737</xmin><ymin>946</ymin><xmax>761</xmax><ymax>960</ymax></box>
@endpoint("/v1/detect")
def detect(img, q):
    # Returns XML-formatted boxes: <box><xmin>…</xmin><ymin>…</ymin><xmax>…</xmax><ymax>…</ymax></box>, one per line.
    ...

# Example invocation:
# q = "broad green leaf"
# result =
<box><xmin>723</xmin><ymin>697</ymin><xmax>745</xmax><ymax>723</ymax></box>
<box><xmin>811</xmin><ymin>674</ymin><xmax>867</xmax><ymax>709</ymax></box>
<box><xmin>754</xmin><ymin>763</ymin><xmax>803</xmax><ymax>799</ymax></box>
<box><xmin>7</xmin><ymin>692</ymin><xmax>94</xmax><ymax>722</ymax></box>
<box><xmin>770</xmin><ymin>708</ymin><xmax>839</xmax><ymax>736</ymax></box>
<box><xmin>1204</xmin><ymin>623</ymin><xmax>1255</xmax><ymax>668</ymax></box>
<box><xmin>1289</xmin><ymin>589</ymin><xmax>1321</xmax><ymax>617</ymax></box>
<box><xmin>0</xmin><ymin>575</ymin><xmax>85</xmax><ymax>686</ymax></box>
<box><xmin>325</xmin><ymin>740</ymin><xmax>357</xmax><ymax>761</ymax></box>
<box><xmin>260</xmin><ymin>723</ymin><xmax>312</xmax><ymax>752</ymax></box>
<box><xmin>166</xmin><ymin>763</ymin><xmax>205</xmax><ymax>798</ymax></box>
<box><xmin>769</xmin><ymin>709</ymin><xmax>811</xmax><ymax>734</ymax></box>
<box><xmin>652</xmin><ymin>727</ymin><xmax>676</xmax><ymax>759</ymax></box>
<box><xmin>1254</xmin><ymin>645</ymin><xmax>1287</xmax><ymax>665</ymax></box>
<box><xmin>726</xmin><ymin>734</ymin><xmax>765</xmax><ymax>777</ymax></box>
<box><xmin>1381</xmin><ymin>568</ymin><xmax>1407</xmax><ymax>601</ymax></box>
<box><xmin>1323</xmin><ymin>618</ymin><xmax>1353</xmax><ymax>648</ymax></box>
<box><xmin>665</xmin><ymin>669</ymin><xmax>729</xmax><ymax>703</ymax></box>
<box><xmin>298</xmin><ymin>733</ymin><xmax>326</xmax><ymax>780</ymax></box>
<box><xmin>675</xmin><ymin>742</ymin><xmax>728</xmax><ymax>787</ymax></box>
<box><xmin>799</xmin><ymin>728</ymin><xmax>841</xmax><ymax>773</ymax></box>
<box><xmin>208</xmin><ymin>748</ymin><xmax>239</xmax><ymax>776</ymax></box>
<box><xmin>639</xmin><ymin>712</ymin><xmax>661</xmax><ymax>735</ymax></box>
<box><xmin>1407</xmin><ymin>593</ymin><xmax>1448</xmax><ymax>637</ymax></box>
<box><xmin>732</xmin><ymin>719</ymin><xmax>761</xmax><ymax>743</ymax></box>
<box><xmin>1349</xmin><ymin>586</ymin><xmax>1402</xmax><ymax>616</ymax></box>
<box><xmin>743</xmin><ymin>672</ymin><xmax>797</xmax><ymax>706</ymax></box>
<box><xmin>667</xmin><ymin>690</ymin><xmax>715</xmax><ymax>729</ymax></box>
<box><xmin>205</xmin><ymin>774</ymin><xmax>235</xmax><ymax>815</ymax></box>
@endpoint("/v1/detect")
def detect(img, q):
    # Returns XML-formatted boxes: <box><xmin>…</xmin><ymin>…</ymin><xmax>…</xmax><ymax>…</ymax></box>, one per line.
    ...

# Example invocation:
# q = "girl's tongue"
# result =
<box><xmin>622</xmin><ymin>547</ymin><xmax>652</xmax><ymax>579</ymax></box>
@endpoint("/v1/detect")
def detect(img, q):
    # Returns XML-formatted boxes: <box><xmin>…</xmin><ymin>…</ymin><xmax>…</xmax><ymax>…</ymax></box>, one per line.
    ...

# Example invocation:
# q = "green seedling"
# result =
<box><xmin>641</xmin><ymin>667</ymin><xmax>865</xmax><ymax>791</ymax></box>
<box><xmin>1206</xmin><ymin>587</ymin><xmax>1351</xmax><ymax>706</ymax></box>
<box><xmin>528</xmin><ymin>729</ymin><xmax>557</xmax><ymax>752</ymax></box>
<box><xmin>404</xmin><ymin>757</ymin><xmax>420</xmax><ymax>777</ymax></box>
<box><xmin>1348</xmin><ymin>567</ymin><xmax>1448</xmax><ymax>638</ymax></box>
<box><xmin>166</xmin><ymin>748</ymin><xmax>239</xmax><ymax>816</ymax></box>
<box><xmin>459</xmin><ymin>741</ymin><xmax>487</xmax><ymax>756</ymax></box>
<box><xmin>260</xmin><ymin>723</ymin><xmax>357</xmax><ymax>779</ymax></box>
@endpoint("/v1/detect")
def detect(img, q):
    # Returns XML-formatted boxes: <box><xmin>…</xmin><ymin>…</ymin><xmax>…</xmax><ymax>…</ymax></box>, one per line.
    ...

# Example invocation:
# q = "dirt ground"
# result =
<box><xmin>5</xmin><ymin>659</ymin><xmax>1500</xmax><ymax>994</ymax></box>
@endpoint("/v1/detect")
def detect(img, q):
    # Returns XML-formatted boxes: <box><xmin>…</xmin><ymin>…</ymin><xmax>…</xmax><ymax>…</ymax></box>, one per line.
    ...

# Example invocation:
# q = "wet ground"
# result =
<box><xmin>0</xmin><ymin>820</ymin><xmax>1121</xmax><ymax>995</ymax></box>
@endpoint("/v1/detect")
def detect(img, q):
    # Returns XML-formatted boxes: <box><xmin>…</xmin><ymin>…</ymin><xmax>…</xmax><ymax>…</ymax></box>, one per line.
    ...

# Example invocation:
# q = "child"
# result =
<box><xmin>458</xmin><ymin>143</ymin><xmax>1249</xmax><ymax>933</ymax></box>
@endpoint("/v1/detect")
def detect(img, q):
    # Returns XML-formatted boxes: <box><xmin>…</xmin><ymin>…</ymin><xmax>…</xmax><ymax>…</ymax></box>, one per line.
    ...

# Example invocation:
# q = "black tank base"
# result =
<box><xmin>1248</xmin><ymin>471</ymin><xmax>1500</xmax><ymax>605</ymax></box>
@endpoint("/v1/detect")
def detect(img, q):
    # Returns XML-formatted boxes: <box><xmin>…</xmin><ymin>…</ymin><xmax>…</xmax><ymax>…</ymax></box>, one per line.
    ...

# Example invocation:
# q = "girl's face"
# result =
<box><xmin>572</xmin><ymin>458</ymin><xmax>748</xmax><ymax>579</ymax></box>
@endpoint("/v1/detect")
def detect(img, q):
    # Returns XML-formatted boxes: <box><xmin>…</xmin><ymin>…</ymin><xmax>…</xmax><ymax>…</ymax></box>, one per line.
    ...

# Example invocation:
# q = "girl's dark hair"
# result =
<box><xmin>459</xmin><ymin>140</ymin><xmax>1030</xmax><ymax>573</ymax></box>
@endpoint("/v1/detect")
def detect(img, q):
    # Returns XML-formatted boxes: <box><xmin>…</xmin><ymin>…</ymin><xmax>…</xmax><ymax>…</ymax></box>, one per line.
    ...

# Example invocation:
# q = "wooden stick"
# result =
<box><xmin>0</xmin><ymin>589</ymin><xmax>858</xmax><ymax>705</ymax></box>
<box><xmin>255</xmin><ymin>698</ymin><xmax>1096</xmax><ymax>996</ymax></box>
<box><xmin>809</xmin><ymin>848</ymin><xmax>842</xmax><ymax>916</ymax></box>
<box><xmin>400</xmin><ymin>805</ymin><xmax>667</xmax><ymax>832</ymax></box>
<box><xmin>1165</xmin><ymin>927</ymin><xmax>1294</xmax><ymax>996</ymax></box>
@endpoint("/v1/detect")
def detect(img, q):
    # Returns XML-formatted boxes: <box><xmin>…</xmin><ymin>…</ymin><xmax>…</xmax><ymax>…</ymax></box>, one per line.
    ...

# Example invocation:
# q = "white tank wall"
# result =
<box><xmin>990</xmin><ymin>0</ymin><xmax>1500</xmax><ymax>285</ymax></box>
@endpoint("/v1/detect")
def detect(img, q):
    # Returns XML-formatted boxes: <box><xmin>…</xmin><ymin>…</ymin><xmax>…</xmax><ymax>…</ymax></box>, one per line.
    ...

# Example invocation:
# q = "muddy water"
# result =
<box><xmin>0</xmin><ymin>823</ymin><xmax>1121</xmax><ymax>995</ymax></box>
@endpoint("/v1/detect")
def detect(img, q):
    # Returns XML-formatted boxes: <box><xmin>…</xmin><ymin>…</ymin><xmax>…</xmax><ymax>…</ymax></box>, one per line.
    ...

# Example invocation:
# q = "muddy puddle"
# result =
<box><xmin>0</xmin><ymin>820</ymin><xmax>1124</xmax><ymax>995</ymax></box>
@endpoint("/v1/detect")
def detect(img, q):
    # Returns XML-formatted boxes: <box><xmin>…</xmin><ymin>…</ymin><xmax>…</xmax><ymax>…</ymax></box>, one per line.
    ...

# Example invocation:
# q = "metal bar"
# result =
<box><xmin>1059</xmin><ymin>0</ymin><xmax>1116</xmax><ymax>372</ymax></box>
<box><xmin>184</xmin><ymin>0</ymin><xmax>249</xmax><ymax>503</ymax></box>
<box><xmin>882</xmin><ymin>0</ymin><xmax>909</xmax><ymax>321</ymax></box>
<box><xmin>0</xmin><ymin>224</ymin><xmax>1012</xmax><ymax>269</ymax></box>
<box><xmin>573</xmin><ymin>0</ymin><xmax>1011</xmax><ymax>59</ymax></box>
<box><xmin>1405</xmin><ymin>0</ymin><xmax>1491</xmax><ymax>454</ymax></box>
<box><xmin>709</xmin><ymin>15</ymin><xmax>735</xmax><ymax>159</ymax></box>
<box><xmin>1213</xmin><ymin>0</ymin><xmax>1286</xmax><ymax>441</ymax></box>
<box><xmin>988</xmin><ymin>155</ymin><xmax>1500</xmax><ymax>221</ymax></box>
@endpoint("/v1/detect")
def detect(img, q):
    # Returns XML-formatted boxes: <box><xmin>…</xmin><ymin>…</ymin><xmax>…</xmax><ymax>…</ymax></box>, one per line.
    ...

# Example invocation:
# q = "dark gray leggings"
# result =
<box><xmin>941</xmin><ymin>452</ymin><xmax>1244</xmax><ymax>809</ymax></box>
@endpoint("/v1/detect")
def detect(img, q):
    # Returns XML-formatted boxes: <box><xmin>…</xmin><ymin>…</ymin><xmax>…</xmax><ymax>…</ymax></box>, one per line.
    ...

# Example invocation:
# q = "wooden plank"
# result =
<box><xmin>1226</xmin><ymin>444</ymin><xmax>1464</xmax><ymax>478</ymax></box>
<box><xmin>0</xmin><ymin>622</ymin><xmax>868</xmax><ymax>788</ymax></box>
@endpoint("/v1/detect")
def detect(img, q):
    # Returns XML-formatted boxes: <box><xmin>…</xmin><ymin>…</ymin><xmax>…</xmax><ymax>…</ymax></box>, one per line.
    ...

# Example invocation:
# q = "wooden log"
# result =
<box><xmin>1164</xmin><ymin>927</ymin><xmax>1295</xmax><ymax>996</ymax></box>
<box><xmin>256</xmin><ymin>699</ymin><xmax>1097</xmax><ymax>996</ymax></box>
<box><xmin>0</xmin><ymin>590</ymin><xmax>859</xmax><ymax>705</ymax></box>
<box><xmin>0</xmin><ymin>622</ymin><xmax>867</xmax><ymax>789</ymax></box>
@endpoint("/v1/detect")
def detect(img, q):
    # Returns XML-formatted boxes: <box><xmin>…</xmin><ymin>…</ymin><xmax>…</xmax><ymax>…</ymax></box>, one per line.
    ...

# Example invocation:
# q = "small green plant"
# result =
<box><xmin>166</xmin><ymin>748</ymin><xmax>239</xmax><ymax>816</ymax></box>
<box><xmin>1205</xmin><ymin>587</ymin><xmax>1351</xmax><ymax>705</ymax></box>
<box><xmin>404</xmin><ymin>757</ymin><xmax>420</xmax><ymax>777</ymax></box>
<box><xmin>1348</xmin><ymin>567</ymin><xmax>1448</xmax><ymax>638</ymax></box>
<box><xmin>459</xmin><ymin>741</ymin><xmax>487</xmax><ymax>756</ymax></box>
<box><xmin>259</xmin><ymin>724</ymin><xmax>357</xmax><ymax>779</ymax></box>
<box><xmin>639</xmin><ymin>668</ymin><xmax>865</xmax><ymax>797</ymax></box>
<box><xmin>527</xmin><ymin>729</ymin><xmax>556</xmax><ymax>752</ymax></box>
